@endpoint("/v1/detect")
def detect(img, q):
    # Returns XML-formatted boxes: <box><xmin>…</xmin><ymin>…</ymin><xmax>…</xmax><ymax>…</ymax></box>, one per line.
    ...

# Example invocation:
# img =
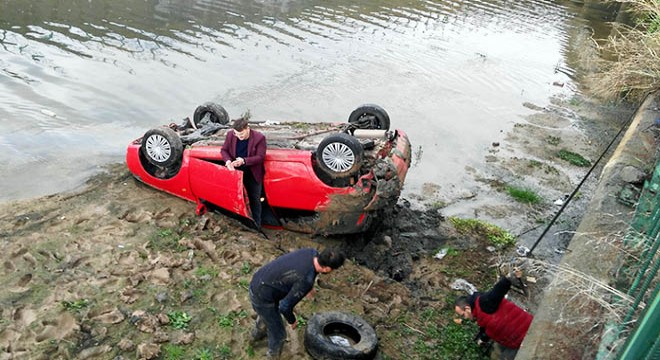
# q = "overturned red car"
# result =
<box><xmin>126</xmin><ymin>103</ymin><xmax>411</xmax><ymax>235</ymax></box>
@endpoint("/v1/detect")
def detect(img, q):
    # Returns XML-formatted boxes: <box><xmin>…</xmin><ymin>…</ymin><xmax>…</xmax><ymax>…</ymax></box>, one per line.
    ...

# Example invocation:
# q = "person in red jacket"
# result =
<box><xmin>454</xmin><ymin>269</ymin><xmax>533</xmax><ymax>360</ymax></box>
<box><xmin>221</xmin><ymin>117</ymin><xmax>267</xmax><ymax>228</ymax></box>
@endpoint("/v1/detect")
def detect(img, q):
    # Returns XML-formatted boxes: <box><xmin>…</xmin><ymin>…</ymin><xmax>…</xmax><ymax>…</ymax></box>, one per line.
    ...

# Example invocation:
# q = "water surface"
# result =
<box><xmin>0</xmin><ymin>0</ymin><xmax>619</xmax><ymax>202</ymax></box>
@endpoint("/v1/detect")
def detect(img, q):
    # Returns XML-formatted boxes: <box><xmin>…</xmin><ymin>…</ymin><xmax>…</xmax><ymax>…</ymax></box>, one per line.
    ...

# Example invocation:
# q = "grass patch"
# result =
<box><xmin>168</xmin><ymin>311</ymin><xmax>192</xmax><ymax>329</ymax></box>
<box><xmin>505</xmin><ymin>185</ymin><xmax>542</xmax><ymax>204</ymax></box>
<box><xmin>449</xmin><ymin>217</ymin><xmax>516</xmax><ymax>248</ymax></box>
<box><xmin>545</xmin><ymin>135</ymin><xmax>562</xmax><ymax>146</ymax></box>
<box><xmin>587</xmin><ymin>0</ymin><xmax>660</xmax><ymax>101</ymax></box>
<box><xmin>61</xmin><ymin>299</ymin><xmax>89</xmax><ymax>312</ymax></box>
<box><xmin>149</xmin><ymin>228</ymin><xmax>186</xmax><ymax>252</ymax></box>
<box><xmin>429</xmin><ymin>201</ymin><xmax>447</xmax><ymax>210</ymax></box>
<box><xmin>218</xmin><ymin>343</ymin><xmax>233</xmax><ymax>359</ymax></box>
<box><xmin>195</xmin><ymin>266</ymin><xmax>219</xmax><ymax>279</ymax></box>
<box><xmin>240</xmin><ymin>262</ymin><xmax>252</xmax><ymax>275</ymax></box>
<box><xmin>409</xmin><ymin>308</ymin><xmax>487</xmax><ymax>359</ymax></box>
<box><xmin>237</xmin><ymin>279</ymin><xmax>250</xmax><ymax>290</ymax></box>
<box><xmin>568</xmin><ymin>96</ymin><xmax>582</xmax><ymax>106</ymax></box>
<box><xmin>218</xmin><ymin>310</ymin><xmax>248</xmax><ymax>328</ymax></box>
<box><xmin>557</xmin><ymin>149</ymin><xmax>591</xmax><ymax>167</ymax></box>
<box><xmin>163</xmin><ymin>344</ymin><xmax>185</xmax><ymax>360</ymax></box>
<box><xmin>194</xmin><ymin>348</ymin><xmax>213</xmax><ymax>360</ymax></box>
<box><xmin>527</xmin><ymin>159</ymin><xmax>543</xmax><ymax>168</ymax></box>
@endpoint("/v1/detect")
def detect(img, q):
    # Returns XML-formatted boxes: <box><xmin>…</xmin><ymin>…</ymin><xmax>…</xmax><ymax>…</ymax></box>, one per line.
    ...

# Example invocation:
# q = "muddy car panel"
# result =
<box><xmin>187</xmin><ymin>152</ymin><xmax>251</xmax><ymax>218</ymax></box>
<box><xmin>126</xmin><ymin>143</ymin><xmax>196</xmax><ymax>203</ymax></box>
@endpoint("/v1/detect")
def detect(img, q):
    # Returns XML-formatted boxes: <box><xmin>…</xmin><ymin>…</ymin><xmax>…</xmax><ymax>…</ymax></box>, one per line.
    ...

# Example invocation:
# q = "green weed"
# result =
<box><xmin>429</xmin><ymin>321</ymin><xmax>487</xmax><ymax>359</ymax></box>
<box><xmin>296</xmin><ymin>314</ymin><xmax>308</xmax><ymax>328</ymax></box>
<box><xmin>406</xmin><ymin>308</ymin><xmax>487</xmax><ymax>359</ymax></box>
<box><xmin>557</xmin><ymin>149</ymin><xmax>591</xmax><ymax>167</ymax></box>
<box><xmin>527</xmin><ymin>159</ymin><xmax>543</xmax><ymax>168</ymax></box>
<box><xmin>163</xmin><ymin>344</ymin><xmax>185</xmax><ymax>360</ymax></box>
<box><xmin>168</xmin><ymin>311</ymin><xmax>192</xmax><ymax>329</ymax></box>
<box><xmin>246</xmin><ymin>345</ymin><xmax>256</xmax><ymax>357</ymax></box>
<box><xmin>240</xmin><ymin>262</ymin><xmax>252</xmax><ymax>275</ymax></box>
<box><xmin>449</xmin><ymin>217</ymin><xmax>516</xmax><ymax>248</ymax></box>
<box><xmin>61</xmin><ymin>299</ymin><xmax>89</xmax><ymax>312</ymax></box>
<box><xmin>218</xmin><ymin>310</ymin><xmax>248</xmax><ymax>328</ymax></box>
<box><xmin>505</xmin><ymin>186</ymin><xmax>542</xmax><ymax>204</ymax></box>
<box><xmin>196</xmin><ymin>266</ymin><xmax>219</xmax><ymax>279</ymax></box>
<box><xmin>429</xmin><ymin>201</ymin><xmax>447</xmax><ymax>209</ymax></box>
<box><xmin>546</xmin><ymin>136</ymin><xmax>562</xmax><ymax>145</ymax></box>
<box><xmin>237</xmin><ymin>279</ymin><xmax>249</xmax><ymax>290</ymax></box>
<box><xmin>218</xmin><ymin>343</ymin><xmax>233</xmax><ymax>359</ymax></box>
<box><xmin>195</xmin><ymin>348</ymin><xmax>213</xmax><ymax>360</ymax></box>
<box><xmin>150</xmin><ymin>228</ymin><xmax>186</xmax><ymax>251</ymax></box>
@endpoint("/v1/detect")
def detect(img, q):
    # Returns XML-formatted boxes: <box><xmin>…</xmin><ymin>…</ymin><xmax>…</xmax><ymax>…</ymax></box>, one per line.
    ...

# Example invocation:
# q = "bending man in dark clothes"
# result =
<box><xmin>454</xmin><ymin>269</ymin><xmax>533</xmax><ymax>360</ymax></box>
<box><xmin>221</xmin><ymin>117</ymin><xmax>266</xmax><ymax>228</ymax></box>
<box><xmin>249</xmin><ymin>247</ymin><xmax>345</xmax><ymax>359</ymax></box>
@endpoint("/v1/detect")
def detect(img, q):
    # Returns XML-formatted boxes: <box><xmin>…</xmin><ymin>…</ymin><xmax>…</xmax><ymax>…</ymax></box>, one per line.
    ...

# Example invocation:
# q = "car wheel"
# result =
<box><xmin>304</xmin><ymin>311</ymin><xmax>378</xmax><ymax>360</ymax></box>
<box><xmin>317</xmin><ymin>133</ymin><xmax>364</xmax><ymax>179</ymax></box>
<box><xmin>348</xmin><ymin>104</ymin><xmax>390</xmax><ymax>130</ymax></box>
<box><xmin>193</xmin><ymin>102</ymin><xmax>229</xmax><ymax>127</ymax></box>
<box><xmin>141</xmin><ymin>127</ymin><xmax>183</xmax><ymax>167</ymax></box>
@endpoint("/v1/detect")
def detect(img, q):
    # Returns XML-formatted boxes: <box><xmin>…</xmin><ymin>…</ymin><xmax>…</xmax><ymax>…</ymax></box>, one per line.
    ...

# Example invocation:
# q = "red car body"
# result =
<box><xmin>126</xmin><ymin>108</ymin><xmax>411</xmax><ymax>235</ymax></box>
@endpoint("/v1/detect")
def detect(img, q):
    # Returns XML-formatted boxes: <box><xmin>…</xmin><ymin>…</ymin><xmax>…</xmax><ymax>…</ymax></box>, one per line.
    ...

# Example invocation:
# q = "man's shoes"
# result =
<box><xmin>250</xmin><ymin>327</ymin><xmax>267</xmax><ymax>343</ymax></box>
<box><xmin>250</xmin><ymin>319</ymin><xmax>267</xmax><ymax>344</ymax></box>
<box><xmin>266</xmin><ymin>347</ymin><xmax>282</xmax><ymax>360</ymax></box>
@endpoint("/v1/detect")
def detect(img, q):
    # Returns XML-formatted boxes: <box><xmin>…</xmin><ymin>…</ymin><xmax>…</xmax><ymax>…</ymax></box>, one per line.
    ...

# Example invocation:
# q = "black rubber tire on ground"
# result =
<box><xmin>193</xmin><ymin>102</ymin><xmax>229</xmax><ymax>127</ymax></box>
<box><xmin>316</xmin><ymin>133</ymin><xmax>364</xmax><ymax>180</ymax></box>
<box><xmin>141</xmin><ymin>127</ymin><xmax>183</xmax><ymax>168</ymax></box>
<box><xmin>304</xmin><ymin>311</ymin><xmax>378</xmax><ymax>360</ymax></box>
<box><xmin>348</xmin><ymin>104</ymin><xmax>390</xmax><ymax>130</ymax></box>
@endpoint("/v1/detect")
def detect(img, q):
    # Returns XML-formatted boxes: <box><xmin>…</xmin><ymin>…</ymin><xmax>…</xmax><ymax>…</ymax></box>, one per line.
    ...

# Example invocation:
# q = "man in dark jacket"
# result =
<box><xmin>221</xmin><ymin>118</ymin><xmax>266</xmax><ymax>228</ymax></box>
<box><xmin>249</xmin><ymin>247</ymin><xmax>345</xmax><ymax>359</ymax></box>
<box><xmin>454</xmin><ymin>269</ymin><xmax>533</xmax><ymax>360</ymax></box>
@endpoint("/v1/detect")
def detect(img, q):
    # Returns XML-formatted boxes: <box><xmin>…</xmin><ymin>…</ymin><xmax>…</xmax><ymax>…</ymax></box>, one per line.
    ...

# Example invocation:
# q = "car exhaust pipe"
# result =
<box><xmin>352</xmin><ymin>129</ymin><xmax>387</xmax><ymax>139</ymax></box>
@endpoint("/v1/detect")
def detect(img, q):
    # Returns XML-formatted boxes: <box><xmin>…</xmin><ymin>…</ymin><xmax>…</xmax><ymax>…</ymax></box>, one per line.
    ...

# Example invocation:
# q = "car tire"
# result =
<box><xmin>348</xmin><ymin>104</ymin><xmax>390</xmax><ymax>130</ymax></box>
<box><xmin>141</xmin><ymin>127</ymin><xmax>183</xmax><ymax>167</ymax></box>
<box><xmin>317</xmin><ymin>133</ymin><xmax>364</xmax><ymax>179</ymax></box>
<box><xmin>304</xmin><ymin>311</ymin><xmax>378</xmax><ymax>360</ymax></box>
<box><xmin>193</xmin><ymin>102</ymin><xmax>229</xmax><ymax>127</ymax></box>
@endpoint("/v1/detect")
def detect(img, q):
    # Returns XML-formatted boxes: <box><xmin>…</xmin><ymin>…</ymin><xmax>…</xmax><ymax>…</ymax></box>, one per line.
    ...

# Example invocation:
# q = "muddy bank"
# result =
<box><xmin>0</xmin><ymin>164</ymin><xmax>509</xmax><ymax>360</ymax></box>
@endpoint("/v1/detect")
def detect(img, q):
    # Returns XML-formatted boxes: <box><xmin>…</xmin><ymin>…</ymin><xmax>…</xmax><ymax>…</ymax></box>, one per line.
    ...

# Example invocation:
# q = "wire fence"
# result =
<box><xmin>601</xmin><ymin>158</ymin><xmax>660</xmax><ymax>359</ymax></box>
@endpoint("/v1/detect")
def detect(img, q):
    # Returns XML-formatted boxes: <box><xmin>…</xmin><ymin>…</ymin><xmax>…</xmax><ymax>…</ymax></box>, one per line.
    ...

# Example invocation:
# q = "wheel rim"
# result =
<box><xmin>145</xmin><ymin>134</ymin><xmax>171</xmax><ymax>162</ymax></box>
<box><xmin>322</xmin><ymin>142</ymin><xmax>355</xmax><ymax>172</ymax></box>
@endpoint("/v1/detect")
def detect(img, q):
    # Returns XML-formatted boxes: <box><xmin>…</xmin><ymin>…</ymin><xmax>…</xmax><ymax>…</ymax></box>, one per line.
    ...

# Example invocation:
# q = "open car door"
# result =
<box><xmin>188</xmin><ymin>157</ymin><xmax>252</xmax><ymax>219</ymax></box>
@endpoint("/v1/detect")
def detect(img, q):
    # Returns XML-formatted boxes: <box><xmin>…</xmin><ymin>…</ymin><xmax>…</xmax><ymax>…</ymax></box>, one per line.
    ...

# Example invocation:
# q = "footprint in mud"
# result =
<box><xmin>4</xmin><ymin>260</ymin><xmax>15</xmax><ymax>272</ymax></box>
<box><xmin>16</xmin><ymin>273</ymin><xmax>32</xmax><ymax>287</ymax></box>
<box><xmin>12</xmin><ymin>305</ymin><xmax>37</xmax><ymax>327</ymax></box>
<box><xmin>221</xmin><ymin>249</ymin><xmax>240</xmax><ymax>265</ymax></box>
<box><xmin>35</xmin><ymin>312</ymin><xmax>78</xmax><ymax>342</ymax></box>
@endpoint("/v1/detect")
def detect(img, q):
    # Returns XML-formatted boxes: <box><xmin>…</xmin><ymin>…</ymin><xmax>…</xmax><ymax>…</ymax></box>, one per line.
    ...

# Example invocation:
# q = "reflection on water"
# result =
<box><xmin>0</xmin><ymin>0</ymin><xmax>622</xmax><ymax>201</ymax></box>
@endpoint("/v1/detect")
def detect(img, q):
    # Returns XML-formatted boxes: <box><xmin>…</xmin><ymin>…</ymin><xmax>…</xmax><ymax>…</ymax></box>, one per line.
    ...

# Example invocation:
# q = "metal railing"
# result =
<box><xmin>610</xmin><ymin>159</ymin><xmax>660</xmax><ymax>359</ymax></box>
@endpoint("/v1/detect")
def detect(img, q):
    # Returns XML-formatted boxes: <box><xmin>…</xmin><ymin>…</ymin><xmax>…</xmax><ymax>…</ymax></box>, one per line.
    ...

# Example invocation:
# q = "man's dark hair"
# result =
<box><xmin>232</xmin><ymin>118</ymin><xmax>249</xmax><ymax>131</ymax></box>
<box><xmin>455</xmin><ymin>296</ymin><xmax>470</xmax><ymax>308</ymax></box>
<box><xmin>318</xmin><ymin>248</ymin><xmax>345</xmax><ymax>269</ymax></box>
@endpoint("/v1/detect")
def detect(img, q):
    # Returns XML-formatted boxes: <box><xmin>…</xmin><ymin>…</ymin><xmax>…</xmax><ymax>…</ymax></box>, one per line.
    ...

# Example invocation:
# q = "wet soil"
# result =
<box><xmin>0</xmin><ymin>94</ymin><xmax>634</xmax><ymax>359</ymax></box>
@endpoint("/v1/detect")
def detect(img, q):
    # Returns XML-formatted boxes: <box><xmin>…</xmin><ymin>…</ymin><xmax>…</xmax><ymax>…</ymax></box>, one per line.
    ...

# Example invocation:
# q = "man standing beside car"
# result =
<box><xmin>221</xmin><ymin>117</ymin><xmax>266</xmax><ymax>228</ymax></box>
<box><xmin>249</xmin><ymin>247</ymin><xmax>346</xmax><ymax>359</ymax></box>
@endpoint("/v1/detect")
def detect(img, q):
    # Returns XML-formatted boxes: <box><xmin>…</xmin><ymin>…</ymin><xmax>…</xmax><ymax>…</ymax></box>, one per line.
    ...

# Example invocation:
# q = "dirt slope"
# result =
<box><xmin>0</xmin><ymin>163</ymin><xmax>501</xmax><ymax>359</ymax></box>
